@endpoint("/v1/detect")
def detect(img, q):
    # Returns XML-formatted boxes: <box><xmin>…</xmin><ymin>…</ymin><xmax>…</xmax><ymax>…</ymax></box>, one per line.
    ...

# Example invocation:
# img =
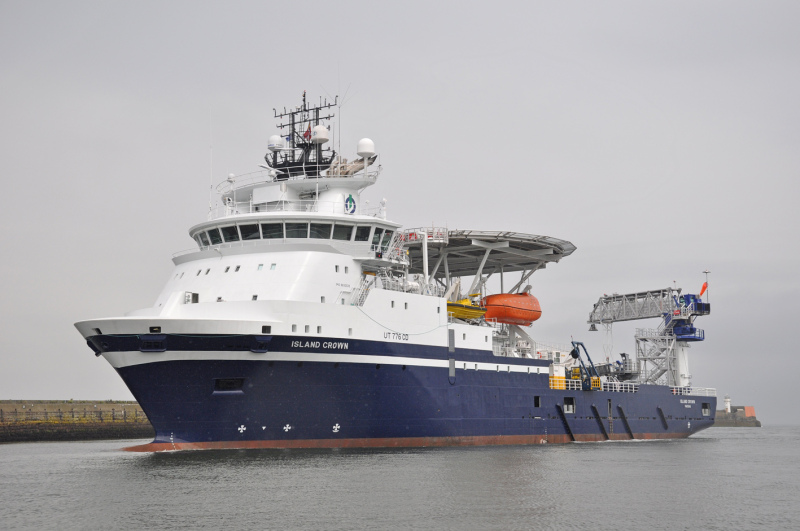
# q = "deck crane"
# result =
<box><xmin>587</xmin><ymin>287</ymin><xmax>710</xmax><ymax>386</ymax></box>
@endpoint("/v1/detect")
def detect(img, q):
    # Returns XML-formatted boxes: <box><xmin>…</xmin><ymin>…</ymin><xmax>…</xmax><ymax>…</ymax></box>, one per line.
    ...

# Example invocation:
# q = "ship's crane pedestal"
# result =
<box><xmin>588</xmin><ymin>288</ymin><xmax>710</xmax><ymax>387</ymax></box>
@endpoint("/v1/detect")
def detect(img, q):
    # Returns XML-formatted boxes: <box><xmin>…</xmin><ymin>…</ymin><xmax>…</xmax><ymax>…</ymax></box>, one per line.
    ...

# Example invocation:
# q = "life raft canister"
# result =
<box><xmin>481</xmin><ymin>292</ymin><xmax>542</xmax><ymax>326</ymax></box>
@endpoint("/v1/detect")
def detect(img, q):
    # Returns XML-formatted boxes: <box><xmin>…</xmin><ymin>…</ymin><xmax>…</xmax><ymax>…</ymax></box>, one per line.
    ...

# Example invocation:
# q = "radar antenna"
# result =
<box><xmin>268</xmin><ymin>92</ymin><xmax>338</xmax><ymax>179</ymax></box>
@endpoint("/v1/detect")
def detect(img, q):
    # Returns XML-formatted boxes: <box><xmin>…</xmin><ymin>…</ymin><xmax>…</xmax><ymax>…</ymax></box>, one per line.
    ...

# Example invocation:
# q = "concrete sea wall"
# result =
<box><xmin>0</xmin><ymin>400</ymin><xmax>154</xmax><ymax>443</ymax></box>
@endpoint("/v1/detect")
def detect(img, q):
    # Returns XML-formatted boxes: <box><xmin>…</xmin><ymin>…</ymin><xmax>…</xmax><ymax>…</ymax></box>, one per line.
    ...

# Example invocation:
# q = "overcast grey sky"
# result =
<box><xmin>1</xmin><ymin>1</ymin><xmax>798</xmax><ymax>425</ymax></box>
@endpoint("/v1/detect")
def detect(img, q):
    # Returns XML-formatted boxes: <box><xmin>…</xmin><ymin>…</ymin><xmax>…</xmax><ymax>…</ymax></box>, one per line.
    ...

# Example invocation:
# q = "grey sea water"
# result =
<box><xmin>1</xmin><ymin>426</ymin><xmax>797</xmax><ymax>530</ymax></box>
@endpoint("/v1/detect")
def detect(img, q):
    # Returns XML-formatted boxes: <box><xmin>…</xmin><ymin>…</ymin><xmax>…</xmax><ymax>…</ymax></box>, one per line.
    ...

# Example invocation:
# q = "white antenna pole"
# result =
<box><xmin>209</xmin><ymin>107</ymin><xmax>213</xmax><ymax>214</ymax></box>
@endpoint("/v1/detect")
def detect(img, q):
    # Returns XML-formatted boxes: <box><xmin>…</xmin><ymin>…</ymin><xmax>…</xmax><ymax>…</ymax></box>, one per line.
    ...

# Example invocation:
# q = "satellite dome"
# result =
<box><xmin>268</xmin><ymin>135</ymin><xmax>284</xmax><ymax>152</ymax></box>
<box><xmin>311</xmin><ymin>125</ymin><xmax>329</xmax><ymax>144</ymax></box>
<box><xmin>357</xmin><ymin>138</ymin><xmax>375</xmax><ymax>158</ymax></box>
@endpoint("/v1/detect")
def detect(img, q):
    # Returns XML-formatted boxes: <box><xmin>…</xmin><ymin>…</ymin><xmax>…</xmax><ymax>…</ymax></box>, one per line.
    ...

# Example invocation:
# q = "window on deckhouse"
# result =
<box><xmin>285</xmin><ymin>223</ymin><xmax>309</xmax><ymax>238</ymax></box>
<box><xmin>372</xmin><ymin>228</ymin><xmax>384</xmax><ymax>247</ymax></box>
<box><xmin>261</xmin><ymin>223</ymin><xmax>283</xmax><ymax>239</ymax></box>
<box><xmin>220</xmin><ymin>226</ymin><xmax>240</xmax><ymax>242</ymax></box>
<box><xmin>332</xmin><ymin>224</ymin><xmax>354</xmax><ymax>241</ymax></box>
<box><xmin>207</xmin><ymin>228</ymin><xmax>223</xmax><ymax>245</ymax></box>
<box><xmin>239</xmin><ymin>224</ymin><xmax>260</xmax><ymax>240</ymax></box>
<box><xmin>380</xmin><ymin>230</ymin><xmax>394</xmax><ymax>250</ymax></box>
<box><xmin>354</xmin><ymin>226</ymin><xmax>371</xmax><ymax>242</ymax></box>
<box><xmin>310</xmin><ymin>223</ymin><xmax>332</xmax><ymax>239</ymax></box>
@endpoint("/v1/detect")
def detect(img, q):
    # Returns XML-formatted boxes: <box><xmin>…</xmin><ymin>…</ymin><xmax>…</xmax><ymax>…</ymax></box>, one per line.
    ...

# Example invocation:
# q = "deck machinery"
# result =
<box><xmin>588</xmin><ymin>288</ymin><xmax>710</xmax><ymax>387</ymax></box>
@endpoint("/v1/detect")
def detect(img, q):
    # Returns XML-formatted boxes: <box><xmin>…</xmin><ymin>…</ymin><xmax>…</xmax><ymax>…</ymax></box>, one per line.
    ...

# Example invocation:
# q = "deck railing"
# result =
<box><xmin>601</xmin><ymin>381</ymin><xmax>639</xmax><ymax>393</ymax></box>
<box><xmin>670</xmin><ymin>387</ymin><xmax>716</xmax><ymax>397</ymax></box>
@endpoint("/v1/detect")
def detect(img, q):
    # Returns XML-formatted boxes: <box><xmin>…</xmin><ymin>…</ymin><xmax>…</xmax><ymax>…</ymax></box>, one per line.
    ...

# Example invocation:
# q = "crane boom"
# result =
<box><xmin>588</xmin><ymin>288</ymin><xmax>679</xmax><ymax>324</ymax></box>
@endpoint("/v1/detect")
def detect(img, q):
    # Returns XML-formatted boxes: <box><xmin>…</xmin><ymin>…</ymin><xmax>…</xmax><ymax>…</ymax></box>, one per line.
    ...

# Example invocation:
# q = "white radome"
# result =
<box><xmin>268</xmin><ymin>135</ymin><xmax>284</xmax><ymax>152</ymax></box>
<box><xmin>357</xmin><ymin>138</ymin><xmax>375</xmax><ymax>158</ymax></box>
<box><xmin>311</xmin><ymin>125</ymin><xmax>329</xmax><ymax>144</ymax></box>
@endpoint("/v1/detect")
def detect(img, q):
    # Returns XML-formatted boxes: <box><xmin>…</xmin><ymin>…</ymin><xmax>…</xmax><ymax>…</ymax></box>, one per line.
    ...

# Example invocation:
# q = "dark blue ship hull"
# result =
<box><xmin>94</xmin><ymin>334</ymin><xmax>716</xmax><ymax>451</ymax></box>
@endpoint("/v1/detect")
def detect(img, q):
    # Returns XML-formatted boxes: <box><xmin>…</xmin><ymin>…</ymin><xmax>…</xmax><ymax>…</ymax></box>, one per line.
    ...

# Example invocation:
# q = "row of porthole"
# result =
<box><xmin>184</xmin><ymin>293</ymin><xmax>345</xmax><ymax>305</ymax></box>
<box><xmin>459</xmin><ymin>362</ymin><xmax>539</xmax><ymax>373</ymax></box>
<box><xmin>176</xmin><ymin>263</ymin><xmax>349</xmax><ymax>280</ymax></box>
<box><xmin>288</xmin><ymin>324</ymin><xmax>355</xmax><ymax>336</ymax></box>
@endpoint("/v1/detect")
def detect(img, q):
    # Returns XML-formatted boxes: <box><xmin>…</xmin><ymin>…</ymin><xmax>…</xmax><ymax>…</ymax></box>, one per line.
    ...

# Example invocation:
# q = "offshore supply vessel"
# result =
<box><xmin>74</xmin><ymin>94</ymin><xmax>716</xmax><ymax>451</ymax></box>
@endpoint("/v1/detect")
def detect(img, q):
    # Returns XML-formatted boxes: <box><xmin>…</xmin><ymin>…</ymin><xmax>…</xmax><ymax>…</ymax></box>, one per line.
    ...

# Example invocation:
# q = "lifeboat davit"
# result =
<box><xmin>481</xmin><ymin>293</ymin><xmax>542</xmax><ymax>326</ymax></box>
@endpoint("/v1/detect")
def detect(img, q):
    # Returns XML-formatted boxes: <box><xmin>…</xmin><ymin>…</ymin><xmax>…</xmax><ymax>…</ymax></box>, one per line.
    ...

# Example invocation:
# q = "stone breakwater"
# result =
<box><xmin>0</xmin><ymin>400</ymin><xmax>154</xmax><ymax>443</ymax></box>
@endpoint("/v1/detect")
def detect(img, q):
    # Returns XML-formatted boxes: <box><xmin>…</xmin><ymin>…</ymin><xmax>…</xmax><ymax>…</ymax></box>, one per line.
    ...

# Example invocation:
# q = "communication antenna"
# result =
<box><xmin>209</xmin><ymin>107</ymin><xmax>213</xmax><ymax>213</ymax></box>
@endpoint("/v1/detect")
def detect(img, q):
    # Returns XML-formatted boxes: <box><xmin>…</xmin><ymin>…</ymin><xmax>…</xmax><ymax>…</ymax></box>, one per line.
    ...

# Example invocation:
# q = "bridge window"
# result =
<box><xmin>310</xmin><ymin>223</ymin><xmax>332</xmax><ymax>239</ymax></box>
<box><xmin>239</xmin><ymin>224</ymin><xmax>260</xmax><ymax>240</ymax></box>
<box><xmin>207</xmin><ymin>228</ymin><xmax>223</xmax><ymax>245</ymax></box>
<box><xmin>354</xmin><ymin>225</ymin><xmax>371</xmax><ymax>242</ymax></box>
<box><xmin>197</xmin><ymin>232</ymin><xmax>210</xmax><ymax>246</ymax></box>
<box><xmin>220</xmin><ymin>226</ymin><xmax>240</xmax><ymax>242</ymax></box>
<box><xmin>286</xmin><ymin>222</ymin><xmax>309</xmax><ymax>238</ymax></box>
<box><xmin>372</xmin><ymin>228</ymin><xmax>384</xmax><ymax>246</ymax></box>
<box><xmin>261</xmin><ymin>223</ymin><xmax>284</xmax><ymax>239</ymax></box>
<box><xmin>332</xmin><ymin>224</ymin><xmax>354</xmax><ymax>241</ymax></box>
<box><xmin>381</xmin><ymin>230</ymin><xmax>394</xmax><ymax>249</ymax></box>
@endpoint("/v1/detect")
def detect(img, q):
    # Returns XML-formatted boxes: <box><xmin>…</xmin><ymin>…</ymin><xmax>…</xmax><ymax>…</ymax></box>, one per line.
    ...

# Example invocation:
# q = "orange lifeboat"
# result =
<box><xmin>481</xmin><ymin>293</ymin><xmax>542</xmax><ymax>326</ymax></box>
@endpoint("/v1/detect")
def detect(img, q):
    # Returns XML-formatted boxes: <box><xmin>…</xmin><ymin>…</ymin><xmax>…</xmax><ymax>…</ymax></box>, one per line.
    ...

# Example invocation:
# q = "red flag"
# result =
<box><xmin>699</xmin><ymin>282</ymin><xmax>708</xmax><ymax>297</ymax></box>
<box><xmin>303</xmin><ymin>123</ymin><xmax>311</xmax><ymax>140</ymax></box>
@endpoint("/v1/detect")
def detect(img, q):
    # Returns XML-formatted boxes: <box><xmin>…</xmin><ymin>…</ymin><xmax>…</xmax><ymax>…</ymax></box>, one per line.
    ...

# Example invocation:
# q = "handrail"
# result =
<box><xmin>207</xmin><ymin>198</ymin><xmax>386</xmax><ymax>221</ymax></box>
<box><xmin>601</xmin><ymin>381</ymin><xmax>639</xmax><ymax>393</ymax></box>
<box><xmin>670</xmin><ymin>386</ymin><xmax>716</xmax><ymax>397</ymax></box>
<box><xmin>216</xmin><ymin>169</ymin><xmax>380</xmax><ymax>195</ymax></box>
